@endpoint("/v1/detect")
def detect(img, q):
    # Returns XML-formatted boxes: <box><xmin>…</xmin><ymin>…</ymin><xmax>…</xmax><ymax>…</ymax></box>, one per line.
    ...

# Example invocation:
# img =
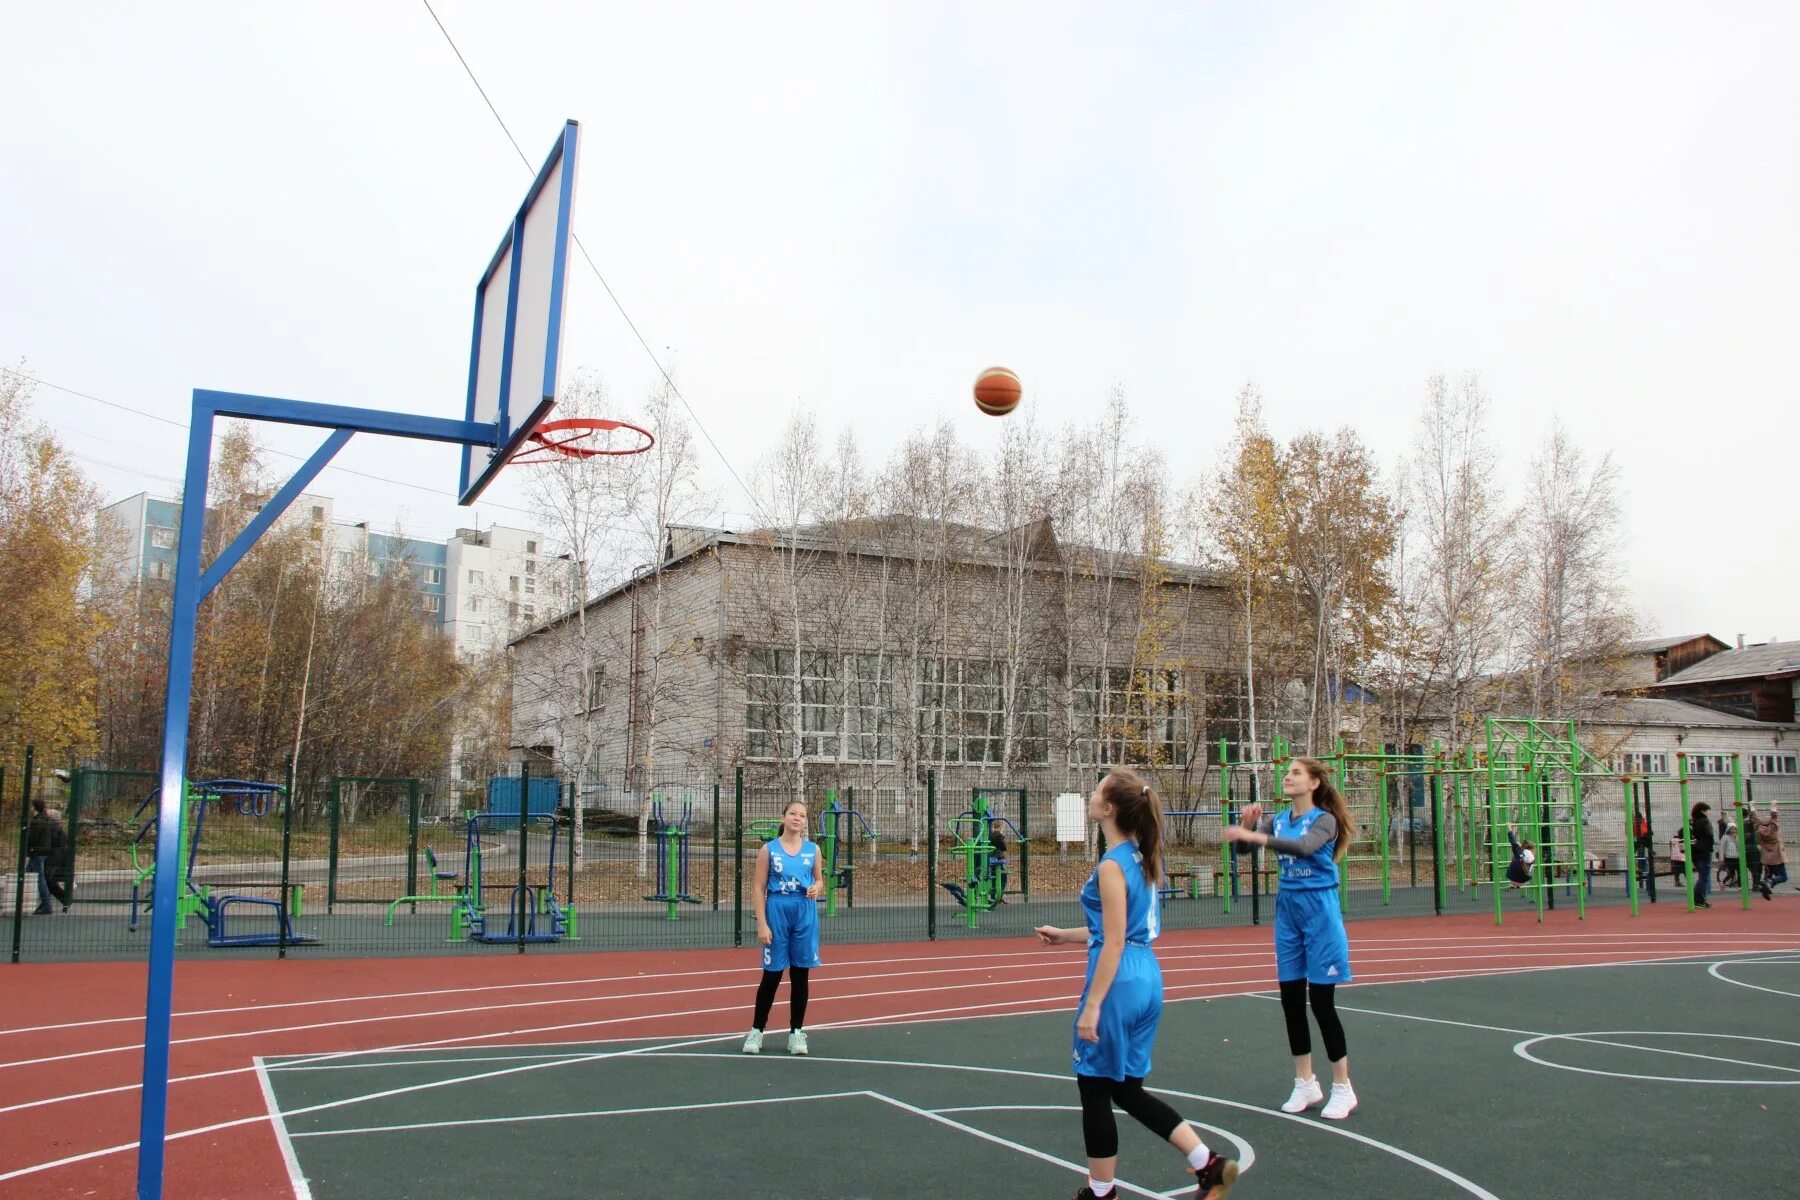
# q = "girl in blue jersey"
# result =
<box><xmin>742</xmin><ymin>800</ymin><xmax>824</xmax><ymax>1056</ymax></box>
<box><xmin>1035</xmin><ymin>769</ymin><xmax>1239</xmax><ymax>1200</ymax></box>
<box><xmin>1225</xmin><ymin>756</ymin><xmax>1358</xmax><ymax>1121</ymax></box>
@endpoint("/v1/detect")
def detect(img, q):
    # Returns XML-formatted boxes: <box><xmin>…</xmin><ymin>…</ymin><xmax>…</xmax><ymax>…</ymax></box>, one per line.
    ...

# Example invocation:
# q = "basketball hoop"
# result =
<box><xmin>509</xmin><ymin>417</ymin><xmax>655</xmax><ymax>464</ymax></box>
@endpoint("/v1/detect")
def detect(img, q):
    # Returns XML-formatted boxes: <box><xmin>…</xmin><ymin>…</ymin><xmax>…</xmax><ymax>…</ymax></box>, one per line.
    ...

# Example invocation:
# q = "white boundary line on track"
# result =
<box><xmin>646</xmin><ymin>1051</ymin><xmax>1502</xmax><ymax>1200</ymax></box>
<box><xmin>6</xmin><ymin>945</ymin><xmax>1797</xmax><ymax>1125</ymax></box>
<box><xmin>5</xmin><ymin>944</ymin><xmax>1796</xmax><ymax>1185</ymax></box>
<box><xmin>3</xmin><ymin>928</ymin><xmax>1791</xmax><ymax>1039</ymax></box>
<box><xmin>253</xmin><ymin>1056</ymin><xmax>313</xmax><ymax>1200</ymax></box>
<box><xmin>20</xmin><ymin>939</ymin><xmax>1777</xmax><ymax>1074</ymax></box>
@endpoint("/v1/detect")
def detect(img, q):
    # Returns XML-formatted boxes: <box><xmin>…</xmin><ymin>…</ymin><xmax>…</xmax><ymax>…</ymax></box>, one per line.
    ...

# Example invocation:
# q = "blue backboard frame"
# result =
<box><xmin>458</xmin><ymin>118</ymin><xmax>581</xmax><ymax>505</ymax></box>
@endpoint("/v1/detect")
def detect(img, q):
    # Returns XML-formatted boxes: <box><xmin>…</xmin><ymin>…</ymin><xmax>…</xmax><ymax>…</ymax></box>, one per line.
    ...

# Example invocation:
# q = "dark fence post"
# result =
<box><xmin>66</xmin><ymin>769</ymin><xmax>85</xmax><ymax>909</ymax></box>
<box><xmin>517</xmin><ymin>762</ymin><xmax>531</xmax><ymax>953</ymax></box>
<box><xmin>8</xmin><ymin>756</ymin><xmax>25</xmax><ymax>963</ymax></box>
<box><xmin>1019</xmin><ymin>786</ymin><xmax>1031</xmax><ymax>901</ymax></box>
<box><xmin>326</xmin><ymin>777</ymin><xmax>341</xmax><ymax>913</ymax></box>
<box><xmin>926</xmin><ymin>770</ymin><xmax>937</xmax><ymax>942</ymax></box>
<box><xmin>712</xmin><ymin>781</ymin><xmax>722</xmax><ymax>911</ymax></box>
<box><xmin>565</xmin><ymin>780</ymin><xmax>576</xmax><ymax>909</ymax></box>
<box><xmin>732</xmin><ymin>767</ymin><xmax>744</xmax><ymax>947</ymax></box>
<box><xmin>279</xmin><ymin>757</ymin><xmax>295</xmax><ymax>959</ymax></box>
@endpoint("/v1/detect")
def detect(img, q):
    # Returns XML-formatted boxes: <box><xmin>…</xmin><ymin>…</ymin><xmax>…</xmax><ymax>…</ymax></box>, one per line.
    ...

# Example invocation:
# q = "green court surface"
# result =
<box><xmin>261</xmin><ymin>950</ymin><xmax>1800</xmax><ymax>1199</ymax></box>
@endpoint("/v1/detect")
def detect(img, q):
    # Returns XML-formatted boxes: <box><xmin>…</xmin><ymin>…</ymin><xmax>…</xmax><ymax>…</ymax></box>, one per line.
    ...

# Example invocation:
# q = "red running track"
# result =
<box><xmin>1</xmin><ymin>904</ymin><xmax>1795</xmax><ymax>1199</ymax></box>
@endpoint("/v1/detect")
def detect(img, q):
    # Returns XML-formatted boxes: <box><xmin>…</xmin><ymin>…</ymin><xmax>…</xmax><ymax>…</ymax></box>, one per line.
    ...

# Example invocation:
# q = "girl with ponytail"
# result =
<box><xmin>1224</xmin><ymin>755</ymin><xmax>1360</xmax><ymax>1121</ymax></box>
<box><xmin>1035</xmin><ymin>769</ymin><xmax>1239</xmax><ymax>1199</ymax></box>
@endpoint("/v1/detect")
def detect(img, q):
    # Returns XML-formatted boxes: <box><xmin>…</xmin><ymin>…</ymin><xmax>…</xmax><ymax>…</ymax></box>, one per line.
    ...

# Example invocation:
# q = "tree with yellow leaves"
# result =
<box><xmin>0</xmin><ymin>367</ymin><xmax>104</xmax><ymax>760</ymax></box>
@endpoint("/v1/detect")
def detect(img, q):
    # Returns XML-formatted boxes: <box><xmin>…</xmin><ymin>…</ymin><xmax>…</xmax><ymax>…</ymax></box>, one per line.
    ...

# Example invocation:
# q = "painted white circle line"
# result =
<box><xmin>644</xmin><ymin>1050</ymin><xmax>1499</xmax><ymax>1200</ymax></box>
<box><xmin>933</xmin><ymin>1104</ymin><xmax>1257</xmax><ymax>1175</ymax></box>
<box><xmin>1709</xmin><ymin>959</ymin><xmax>1800</xmax><ymax>1000</ymax></box>
<box><xmin>1513</xmin><ymin>1031</ymin><xmax>1800</xmax><ymax>1085</ymax></box>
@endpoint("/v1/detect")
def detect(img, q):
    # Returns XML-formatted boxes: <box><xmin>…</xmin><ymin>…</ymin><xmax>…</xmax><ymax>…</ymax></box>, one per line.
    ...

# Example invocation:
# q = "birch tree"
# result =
<box><xmin>1513</xmin><ymin>419</ymin><xmax>1636</xmax><ymax>714</ymax></box>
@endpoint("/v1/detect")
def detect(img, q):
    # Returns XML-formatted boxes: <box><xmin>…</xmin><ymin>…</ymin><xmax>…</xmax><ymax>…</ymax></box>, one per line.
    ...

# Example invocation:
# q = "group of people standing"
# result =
<box><xmin>1687</xmin><ymin>801</ymin><xmax>1788</xmax><ymax>902</ymax></box>
<box><xmin>739</xmin><ymin>759</ymin><xmax>1362</xmax><ymax>1199</ymax></box>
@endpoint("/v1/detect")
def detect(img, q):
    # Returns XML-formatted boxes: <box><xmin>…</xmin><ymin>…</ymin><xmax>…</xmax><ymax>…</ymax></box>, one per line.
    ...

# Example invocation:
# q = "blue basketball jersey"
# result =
<box><xmin>1272</xmin><ymin>807</ymin><xmax>1339</xmax><ymax>891</ymax></box>
<box><xmin>765</xmin><ymin>838</ymin><xmax>819</xmax><ymax>896</ymax></box>
<box><xmin>1079</xmin><ymin>841</ymin><xmax>1161</xmax><ymax>949</ymax></box>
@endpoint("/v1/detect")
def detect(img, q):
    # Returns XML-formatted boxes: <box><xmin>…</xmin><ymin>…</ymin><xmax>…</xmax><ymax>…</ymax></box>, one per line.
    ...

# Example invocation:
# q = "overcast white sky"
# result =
<box><xmin>3</xmin><ymin>2</ymin><xmax>1795</xmax><ymax>642</ymax></box>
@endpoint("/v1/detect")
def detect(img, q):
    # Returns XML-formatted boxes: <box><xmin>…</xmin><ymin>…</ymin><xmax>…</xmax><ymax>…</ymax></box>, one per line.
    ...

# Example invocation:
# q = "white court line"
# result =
<box><xmin>866</xmin><ymin>1092</ymin><xmax>1171</xmax><ymax>1200</ymax></box>
<box><xmin>1707</xmin><ymin>956</ymin><xmax>1800</xmax><ymax>1000</ymax></box>
<box><xmin>1</xmin><ymin>946</ymin><xmax>1773</xmax><ymax>1185</ymax></box>
<box><xmin>649</xmin><ymin>1051</ymin><xmax>1501</xmax><ymax>1200</ymax></box>
<box><xmin>10</xmin><ymin>942</ymin><xmax>1769</xmax><ymax>1125</ymax></box>
<box><xmin>3</xmin><ymin>927</ymin><xmax>1785</xmax><ymax>1039</ymax></box>
<box><xmin>1514</xmin><ymin>1032</ymin><xmax>1800</xmax><ymax>1085</ymax></box>
<box><xmin>0</xmin><ymin>1031</ymin><xmax>743</xmax><ymax>1187</ymax></box>
<box><xmin>253</xmin><ymin>1056</ymin><xmax>312</xmax><ymax>1200</ymax></box>
<box><xmin>933</xmin><ymin>1105</ymin><xmax>1257</xmax><ymax>1176</ymax></box>
<box><xmin>288</xmin><ymin>1089</ymin><xmax>870</xmax><ymax>1139</ymax></box>
<box><xmin>1309</xmin><ymin>984</ymin><xmax>1800</xmax><ymax>1077</ymax></box>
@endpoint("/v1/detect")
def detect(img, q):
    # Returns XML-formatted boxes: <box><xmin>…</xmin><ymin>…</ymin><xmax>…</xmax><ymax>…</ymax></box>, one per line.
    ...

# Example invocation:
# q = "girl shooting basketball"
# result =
<box><xmin>1035</xmin><ymin>769</ymin><xmax>1239</xmax><ymax>1199</ymax></box>
<box><xmin>1224</xmin><ymin>756</ymin><xmax>1359</xmax><ymax>1121</ymax></box>
<box><xmin>742</xmin><ymin>799</ymin><xmax>824</xmax><ymax>1055</ymax></box>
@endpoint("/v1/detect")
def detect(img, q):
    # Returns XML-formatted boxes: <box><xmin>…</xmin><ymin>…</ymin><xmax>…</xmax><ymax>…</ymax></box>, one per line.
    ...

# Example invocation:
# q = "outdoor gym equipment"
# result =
<box><xmin>941</xmin><ymin>790</ymin><xmax>1024</xmax><ymax>928</ymax></box>
<box><xmin>817</xmin><ymin>790</ymin><xmax>877</xmax><ymax>918</ymax></box>
<box><xmin>452</xmin><ymin>812</ymin><xmax>575</xmax><ymax>943</ymax></box>
<box><xmin>1161</xmin><ymin>807</ymin><xmax>1230</xmax><ymax>900</ymax></box>
<box><xmin>644</xmin><ymin>798</ymin><xmax>702</xmax><ymax>921</ymax></box>
<box><xmin>128</xmin><ymin>779</ymin><xmax>316</xmax><ymax>947</ymax></box>
<box><xmin>383</xmin><ymin>844</ymin><xmax>463</xmax><ymax>926</ymax></box>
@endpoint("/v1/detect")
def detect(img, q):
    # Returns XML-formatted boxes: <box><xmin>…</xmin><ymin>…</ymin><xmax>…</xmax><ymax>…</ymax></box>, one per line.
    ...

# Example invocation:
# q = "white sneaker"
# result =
<box><xmin>1321</xmin><ymin>1081</ymin><xmax>1357</xmax><ymax>1120</ymax></box>
<box><xmin>1281</xmin><ymin>1076</ymin><xmax>1324</xmax><ymax>1113</ymax></box>
<box><xmin>787</xmin><ymin>1029</ymin><xmax>808</xmax><ymax>1056</ymax></box>
<box><xmin>741</xmin><ymin>1028</ymin><xmax>763</xmax><ymax>1055</ymax></box>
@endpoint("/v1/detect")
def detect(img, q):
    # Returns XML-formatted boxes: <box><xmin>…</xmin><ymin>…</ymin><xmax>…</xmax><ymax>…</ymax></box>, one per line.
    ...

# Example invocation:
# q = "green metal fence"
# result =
<box><xmin>6</xmin><ymin>748</ymin><xmax>1798</xmax><ymax>964</ymax></box>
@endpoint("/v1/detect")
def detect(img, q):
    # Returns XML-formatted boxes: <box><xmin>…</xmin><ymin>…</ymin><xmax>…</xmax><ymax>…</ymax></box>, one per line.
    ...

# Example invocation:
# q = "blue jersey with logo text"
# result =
<box><xmin>765</xmin><ymin>838</ymin><xmax>820</xmax><ymax>896</ymax></box>
<box><xmin>1079</xmin><ymin>841</ymin><xmax>1161</xmax><ymax>951</ymax></box>
<box><xmin>1273</xmin><ymin>807</ymin><xmax>1339</xmax><ymax>891</ymax></box>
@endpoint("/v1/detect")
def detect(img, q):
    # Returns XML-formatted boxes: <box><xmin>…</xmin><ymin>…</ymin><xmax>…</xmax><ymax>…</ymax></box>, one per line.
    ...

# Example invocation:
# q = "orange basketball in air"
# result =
<box><xmin>973</xmin><ymin>366</ymin><xmax>1022</xmax><ymax>416</ymax></box>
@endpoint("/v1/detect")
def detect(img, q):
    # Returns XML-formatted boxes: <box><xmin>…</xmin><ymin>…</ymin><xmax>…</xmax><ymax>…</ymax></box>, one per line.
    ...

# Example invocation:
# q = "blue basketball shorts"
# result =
<box><xmin>1072</xmin><ymin>948</ymin><xmax>1162</xmax><ymax>1081</ymax></box>
<box><xmin>761</xmin><ymin>893</ymin><xmax>821</xmax><ymax>972</ymax></box>
<box><xmin>1274</xmin><ymin>887</ymin><xmax>1352</xmax><ymax>985</ymax></box>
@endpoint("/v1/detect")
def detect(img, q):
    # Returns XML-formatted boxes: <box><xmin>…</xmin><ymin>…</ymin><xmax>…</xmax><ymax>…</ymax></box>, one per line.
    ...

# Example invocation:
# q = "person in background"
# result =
<box><xmin>25</xmin><ymin>799</ymin><xmax>70</xmax><ymax>914</ymax></box>
<box><xmin>1717</xmin><ymin>813</ymin><xmax>1740</xmax><ymax>889</ymax></box>
<box><xmin>1688</xmin><ymin>802</ymin><xmax>1715</xmax><ymax>908</ymax></box>
<box><xmin>1743</xmin><ymin>804</ymin><xmax>1768</xmax><ymax>899</ymax></box>
<box><xmin>1505</xmin><ymin>825</ymin><xmax>1536</xmax><ymax>889</ymax></box>
<box><xmin>1755</xmin><ymin>803</ymin><xmax>1787</xmax><ymax>894</ymax></box>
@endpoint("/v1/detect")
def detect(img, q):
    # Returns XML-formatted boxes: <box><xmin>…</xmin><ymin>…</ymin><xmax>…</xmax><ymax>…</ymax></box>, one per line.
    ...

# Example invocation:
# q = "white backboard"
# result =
<box><xmin>459</xmin><ymin>120</ymin><xmax>581</xmax><ymax>505</ymax></box>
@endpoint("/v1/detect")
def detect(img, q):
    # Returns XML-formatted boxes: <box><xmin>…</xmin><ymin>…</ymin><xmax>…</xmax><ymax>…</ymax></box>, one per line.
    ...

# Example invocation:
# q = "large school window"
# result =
<box><xmin>744</xmin><ymin>648</ymin><xmax>895</xmax><ymax>762</ymax></box>
<box><xmin>917</xmin><ymin>658</ymin><xmax>1049</xmax><ymax>765</ymax></box>
<box><xmin>1072</xmin><ymin>666</ymin><xmax>1189</xmax><ymax>766</ymax></box>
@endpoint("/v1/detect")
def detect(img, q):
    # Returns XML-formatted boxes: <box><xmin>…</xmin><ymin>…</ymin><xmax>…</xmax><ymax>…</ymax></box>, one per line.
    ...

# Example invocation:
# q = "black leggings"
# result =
<box><xmin>1077</xmin><ymin>1074</ymin><xmax>1185</xmax><ymax>1159</ymax></box>
<box><xmin>751</xmin><ymin>967</ymin><xmax>810</xmax><ymax>1031</ymax></box>
<box><xmin>1279</xmin><ymin>978</ymin><xmax>1348</xmax><ymax>1063</ymax></box>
